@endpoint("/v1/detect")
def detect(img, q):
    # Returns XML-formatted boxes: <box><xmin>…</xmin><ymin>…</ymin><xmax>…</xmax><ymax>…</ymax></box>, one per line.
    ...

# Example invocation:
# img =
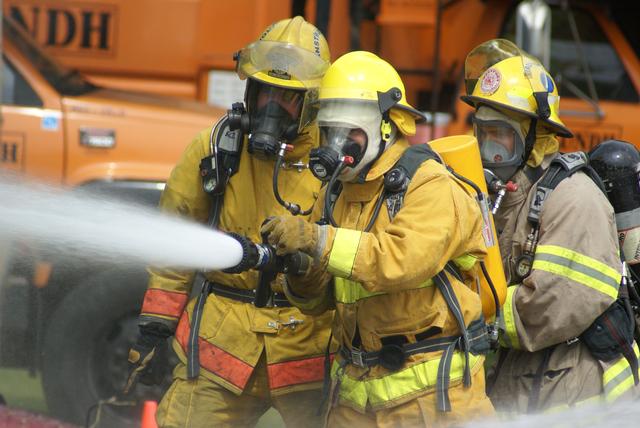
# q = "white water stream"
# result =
<box><xmin>470</xmin><ymin>398</ymin><xmax>639</xmax><ymax>428</ymax></box>
<box><xmin>0</xmin><ymin>175</ymin><xmax>243</xmax><ymax>270</ymax></box>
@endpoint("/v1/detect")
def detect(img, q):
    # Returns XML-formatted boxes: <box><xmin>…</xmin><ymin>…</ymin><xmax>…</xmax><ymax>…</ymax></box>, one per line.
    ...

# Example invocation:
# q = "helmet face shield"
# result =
<box><xmin>237</xmin><ymin>40</ymin><xmax>330</xmax><ymax>89</ymax></box>
<box><xmin>298</xmin><ymin>87</ymin><xmax>320</xmax><ymax>132</ymax></box>
<box><xmin>464</xmin><ymin>39</ymin><xmax>521</xmax><ymax>96</ymax></box>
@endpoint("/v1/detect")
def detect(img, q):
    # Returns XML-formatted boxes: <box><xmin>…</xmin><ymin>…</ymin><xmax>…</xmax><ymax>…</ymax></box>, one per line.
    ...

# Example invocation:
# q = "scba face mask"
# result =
<box><xmin>309</xmin><ymin>101</ymin><xmax>384</xmax><ymax>183</ymax></box>
<box><xmin>475</xmin><ymin>106</ymin><xmax>526</xmax><ymax>183</ymax></box>
<box><xmin>310</xmin><ymin>127</ymin><xmax>366</xmax><ymax>181</ymax></box>
<box><xmin>228</xmin><ymin>81</ymin><xmax>305</xmax><ymax>158</ymax></box>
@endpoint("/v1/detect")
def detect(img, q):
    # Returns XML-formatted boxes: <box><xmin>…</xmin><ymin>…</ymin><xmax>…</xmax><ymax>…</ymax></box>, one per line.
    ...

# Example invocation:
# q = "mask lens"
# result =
<box><xmin>476</xmin><ymin>122</ymin><xmax>517</xmax><ymax>164</ymax></box>
<box><xmin>319</xmin><ymin>127</ymin><xmax>367</xmax><ymax>162</ymax></box>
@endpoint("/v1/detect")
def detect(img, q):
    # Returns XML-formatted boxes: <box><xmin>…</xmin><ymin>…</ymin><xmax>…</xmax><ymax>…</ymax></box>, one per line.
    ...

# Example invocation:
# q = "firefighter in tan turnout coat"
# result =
<box><xmin>462</xmin><ymin>39</ymin><xmax>640</xmax><ymax>413</ymax></box>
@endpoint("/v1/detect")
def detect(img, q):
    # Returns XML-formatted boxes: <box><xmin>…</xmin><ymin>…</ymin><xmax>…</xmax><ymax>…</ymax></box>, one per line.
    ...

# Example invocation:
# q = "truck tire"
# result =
<box><xmin>41</xmin><ymin>267</ymin><xmax>172</xmax><ymax>427</ymax></box>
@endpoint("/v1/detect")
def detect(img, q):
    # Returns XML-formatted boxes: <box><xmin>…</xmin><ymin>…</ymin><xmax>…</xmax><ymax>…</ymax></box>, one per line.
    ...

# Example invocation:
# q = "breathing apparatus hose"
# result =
<box><xmin>449</xmin><ymin>168</ymin><xmax>502</xmax><ymax>324</ymax></box>
<box><xmin>364</xmin><ymin>192</ymin><xmax>386</xmax><ymax>232</ymax></box>
<box><xmin>323</xmin><ymin>157</ymin><xmax>353</xmax><ymax>227</ymax></box>
<box><xmin>273</xmin><ymin>143</ymin><xmax>314</xmax><ymax>216</ymax></box>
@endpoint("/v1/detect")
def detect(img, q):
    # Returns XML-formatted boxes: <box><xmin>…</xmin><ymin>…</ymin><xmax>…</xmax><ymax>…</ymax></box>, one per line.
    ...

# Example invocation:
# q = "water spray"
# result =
<box><xmin>0</xmin><ymin>174</ymin><xmax>243</xmax><ymax>271</ymax></box>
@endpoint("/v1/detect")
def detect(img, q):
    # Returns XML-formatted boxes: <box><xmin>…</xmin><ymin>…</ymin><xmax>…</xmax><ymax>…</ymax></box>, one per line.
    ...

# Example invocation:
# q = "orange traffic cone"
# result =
<box><xmin>140</xmin><ymin>400</ymin><xmax>159</xmax><ymax>428</ymax></box>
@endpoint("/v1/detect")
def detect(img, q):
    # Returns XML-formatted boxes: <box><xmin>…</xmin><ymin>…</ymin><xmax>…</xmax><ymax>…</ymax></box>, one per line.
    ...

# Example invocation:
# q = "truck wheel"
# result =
<box><xmin>41</xmin><ymin>267</ymin><xmax>174</xmax><ymax>427</ymax></box>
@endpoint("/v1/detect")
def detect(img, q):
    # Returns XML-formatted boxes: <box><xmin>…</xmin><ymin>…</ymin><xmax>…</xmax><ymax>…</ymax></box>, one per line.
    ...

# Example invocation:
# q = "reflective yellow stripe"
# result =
<box><xmin>327</xmin><ymin>228</ymin><xmax>362</xmax><ymax>278</ymax></box>
<box><xmin>537</xmin><ymin>246</ymin><xmax>621</xmax><ymax>281</ymax></box>
<box><xmin>334</xmin><ymin>278</ymin><xmax>385</xmax><ymax>303</ymax></box>
<box><xmin>334</xmin><ymin>277</ymin><xmax>434</xmax><ymax>304</ymax></box>
<box><xmin>499</xmin><ymin>286</ymin><xmax>521</xmax><ymax>350</ymax></box>
<box><xmin>603</xmin><ymin>343</ymin><xmax>640</xmax><ymax>402</ymax></box>
<box><xmin>533</xmin><ymin>245</ymin><xmax>621</xmax><ymax>300</ymax></box>
<box><xmin>332</xmin><ymin>351</ymin><xmax>483</xmax><ymax>411</ymax></box>
<box><xmin>453</xmin><ymin>254</ymin><xmax>478</xmax><ymax>271</ymax></box>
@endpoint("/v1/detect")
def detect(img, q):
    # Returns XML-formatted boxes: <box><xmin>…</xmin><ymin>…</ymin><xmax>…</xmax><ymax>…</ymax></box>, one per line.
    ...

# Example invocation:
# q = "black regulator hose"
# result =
<box><xmin>323</xmin><ymin>158</ymin><xmax>352</xmax><ymax>227</ymax></box>
<box><xmin>364</xmin><ymin>191</ymin><xmax>386</xmax><ymax>232</ymax></box>
<box><xmin>273</xmin><ymin>144</ymin><xmax>314</xmax><ymax>216</ymax></box>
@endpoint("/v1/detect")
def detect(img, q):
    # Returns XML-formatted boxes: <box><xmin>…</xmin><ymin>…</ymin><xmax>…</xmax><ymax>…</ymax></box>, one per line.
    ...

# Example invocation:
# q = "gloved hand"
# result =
<box><xmin>261</xmin><ymin>216</ymin><xmax>318</xmax><ymax>256</ymax></box>
<box><xmin>123</xmin><ymin>323</ymin><xmax>172</xmax><ymax>394</ymax></box>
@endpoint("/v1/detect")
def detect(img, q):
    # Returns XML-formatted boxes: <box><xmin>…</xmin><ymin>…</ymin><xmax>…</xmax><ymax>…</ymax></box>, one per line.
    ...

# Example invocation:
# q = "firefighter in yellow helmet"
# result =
<box><xmin>125</xmin><ymin>17</ymin><xmax>333</xmax><ymax>427</ymax></box>
<box><xmin>261</xmin><ymin>51</ymin><xmax>495</xmax><ymax>426</ymax></box>
<box><xmin>462</xmin><ymin>39</ymin><xmax>639</xmax><ymax>413</ymax></box>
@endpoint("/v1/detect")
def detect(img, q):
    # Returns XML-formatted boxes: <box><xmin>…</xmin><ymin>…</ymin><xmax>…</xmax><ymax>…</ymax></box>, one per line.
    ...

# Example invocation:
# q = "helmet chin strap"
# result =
<box><xmin>523</xmin><ymin>118</ymin><xmax>538</xmax><ymax>166</ymax></box>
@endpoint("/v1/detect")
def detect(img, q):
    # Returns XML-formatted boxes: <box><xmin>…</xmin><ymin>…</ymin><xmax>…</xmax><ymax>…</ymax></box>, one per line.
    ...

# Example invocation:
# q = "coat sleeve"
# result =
<box><xmin>139</xmin><ymin>128</ymin><xmax>212</xmax><ymax>329</ymax></box>
<box><xmin>284</xmin><ymin>186</ymin><xmax>336</xmax><ymax>315</ymax></box>
<box><xmin>500</xmin><ymin>172</ymin><xmax>622</xmax><ymax>352</ymax></box>
<box><xmin>324</xmin><ymin>161</ymin><xmax>487</xmax><ymax>293</ymax></box>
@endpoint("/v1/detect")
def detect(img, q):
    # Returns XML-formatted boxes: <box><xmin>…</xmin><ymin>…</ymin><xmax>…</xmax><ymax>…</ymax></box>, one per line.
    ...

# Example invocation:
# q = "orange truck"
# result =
<box><xmin>1</xmin><ymin>0</ymin><xmax>638</xmax><ymax>426</ymax></box>
<box><xmin>0</xmin><ymin>16</ymin><xmax>224</xmax><ymax>427</ymax></box>
<box><xmin>6</xmin><ymin>0</ymin><xmax>639</xmax><ymax>148</ymax></box>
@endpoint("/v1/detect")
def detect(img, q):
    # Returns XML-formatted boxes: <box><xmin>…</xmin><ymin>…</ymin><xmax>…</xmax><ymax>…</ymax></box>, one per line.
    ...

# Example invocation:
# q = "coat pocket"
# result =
<box><xmin>198</xmin><ymin>294</ymin><xmax>232</xmax><ymax>340</ymax></box>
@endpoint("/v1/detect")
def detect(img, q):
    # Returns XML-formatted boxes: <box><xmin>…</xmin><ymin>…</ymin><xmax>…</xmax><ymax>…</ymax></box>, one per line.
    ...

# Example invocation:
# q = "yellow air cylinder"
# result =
<box><xmin>428</xmin><ymin>135</ymin><xmax>507</xmax><ymax>319</ymax></box>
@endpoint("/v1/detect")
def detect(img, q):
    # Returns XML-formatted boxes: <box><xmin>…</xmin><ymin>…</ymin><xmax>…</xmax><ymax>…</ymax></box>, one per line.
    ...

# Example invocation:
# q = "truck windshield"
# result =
<box><xmin>4</xmin><ymin>17</ymin><xmax>97</xmax><ymax>96</ymax></box>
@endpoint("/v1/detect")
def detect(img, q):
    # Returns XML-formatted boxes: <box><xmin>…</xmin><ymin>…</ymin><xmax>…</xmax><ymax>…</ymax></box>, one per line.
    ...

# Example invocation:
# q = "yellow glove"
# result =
<box><xmin>261</xmin><ymin>216</ymin><xmax>318</xmax><ymax>256</ymax></box>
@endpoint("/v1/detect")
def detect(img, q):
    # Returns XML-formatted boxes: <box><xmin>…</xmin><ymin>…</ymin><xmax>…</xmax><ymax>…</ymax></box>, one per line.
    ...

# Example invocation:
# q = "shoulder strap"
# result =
<box><xmin>528</xmin><ymin>151</ymin><xmax>605</xmax><ymax>226</ymax></box>
<box><xmin>199</xmin><ymin>116</ymin><xmax>243</xmax><ymax>227</ymax></box>
<box><xmin>384</xmin><ymin>143</ymin><xmax>442</xmax><ymax>220</ymax></box>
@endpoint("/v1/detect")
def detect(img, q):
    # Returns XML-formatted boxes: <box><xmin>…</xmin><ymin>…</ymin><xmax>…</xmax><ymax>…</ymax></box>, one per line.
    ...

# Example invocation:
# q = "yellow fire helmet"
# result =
<box><xmin>235</xmin><ymin>16</ymin><xmax>331</xmax><ymax>90</ymax></box>
<box><xmin>303</xmin><ymin>51</ymin><xmax>426</xmax><ymax>138</ymax></box>
<box><xmin>461</xmin><ymin>39</ymin><xmax>572</xmax><ymax>138</ymax></box>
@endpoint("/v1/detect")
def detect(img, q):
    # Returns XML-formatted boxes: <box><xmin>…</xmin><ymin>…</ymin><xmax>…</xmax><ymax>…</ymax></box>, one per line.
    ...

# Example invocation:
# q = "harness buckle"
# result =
<box><xmin>350</xmin><ymin>348</ymin><xmax>366</xmax><ymax>368</ymax></box>
<box><xmin>279</xmin><ymin>316</ymin><xmax>304</xmax><ymax>330</ymax></box>
<box><xmin>268</xmin><ymin>316</ymin><xmax>304</xmax><ymax>331</ymax></box>
<box><xmin>566</xmin><ymin>337</ymin><xmax>580</xmax><ymax>346</ymax></box>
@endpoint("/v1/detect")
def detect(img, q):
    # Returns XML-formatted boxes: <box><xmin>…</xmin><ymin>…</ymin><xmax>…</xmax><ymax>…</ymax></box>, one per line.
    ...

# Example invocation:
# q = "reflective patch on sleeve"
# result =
<box><xmin>141</xmin><ymin>288</ymin><xmax>189</xmax><ymax>319</ymax></box>
<box><xmin>603</xmin><ymin>343</ymin><xmax>640</xmax><ymax>403</ymax></box>
<box><xmin>500</xmin><ymin>285</ymin><xmax>521</xmax><ymax>350</ymax></box>
<box><xmin>533</xmin><ymin>245</ymin><xmax>621</xmax><ymax>300</ymax></box>
<box><xmin>327</xmin><ymin>228</ymin><xmax>362</xmax><ymax>278</ymax></box>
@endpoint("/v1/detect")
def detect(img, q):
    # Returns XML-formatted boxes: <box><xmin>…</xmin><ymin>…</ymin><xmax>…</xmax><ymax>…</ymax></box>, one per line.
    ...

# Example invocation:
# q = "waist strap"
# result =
<box><xmin>186</xmin><ymin>280</ymin><xmax>293</xmax><ymax>379</ymax></box>
<box><xmin>339</xmin><ymin>318</ymin><xmax>488</xmax><ymax>369</ymax></box>
<box><xmin>207</xmin><ymin>281</ymin><xmax>292</xmax><ymax>307</ymax></box>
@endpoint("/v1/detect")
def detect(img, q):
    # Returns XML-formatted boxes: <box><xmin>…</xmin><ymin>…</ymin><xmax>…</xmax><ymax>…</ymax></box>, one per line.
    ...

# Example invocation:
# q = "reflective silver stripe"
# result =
<box><xmin>604</xmin><ymin>365</ymin><xmax>633</xmax><ymax>398</ymax></box>
<box><xmin>534</xmin><ymin>253</ymin><xmax>619</xmax><ymax>294</ymax></box>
